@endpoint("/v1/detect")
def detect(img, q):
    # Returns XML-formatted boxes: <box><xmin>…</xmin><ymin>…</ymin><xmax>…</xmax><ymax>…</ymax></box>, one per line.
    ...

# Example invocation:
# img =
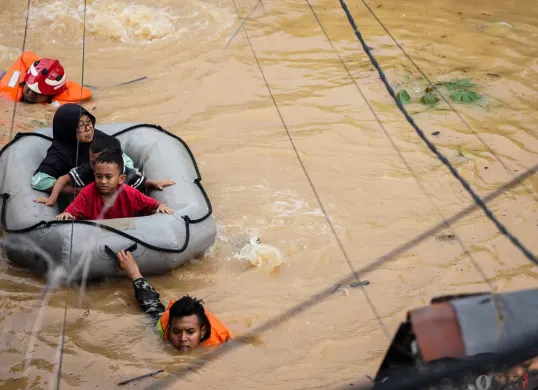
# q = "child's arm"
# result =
<box><xmin>34</xmin><ymin>174</ymin><xmax>72</xmax><ymax>206</ymax></box>
<box><xmin>144</xmin><ymin>179</ymin><xmax>176</xmax><ymax>191</ymax></box>
<box><xmin>155</xmin><ymin>203</ymin><xmax>174</xmax><ymax>215</ymax></box>
<box><xmin>55</xmin><ymin>186</ymin><xmax>91</xmax><ymax>220</ymax></box>
<box><xmin>124</xmin><ymin>167</ymin><xmax>175</xmax><ymax>191</ymax></box>
<box><xmin>131</xmin><ymin>188</ymin><xmax>174</xmax><ymax>216</ymax></box>
<box><xmin>55</xmin><ymin>211</ymin><xmax>75</xmax><ymax>220</ymax></box>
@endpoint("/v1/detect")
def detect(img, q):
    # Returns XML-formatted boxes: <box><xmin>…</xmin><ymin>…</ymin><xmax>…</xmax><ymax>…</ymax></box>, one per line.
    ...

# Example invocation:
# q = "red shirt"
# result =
<box><xmin>65</xmin><ymin>183</ymin><xmax>160</xmax><ymax>220</ymax></box>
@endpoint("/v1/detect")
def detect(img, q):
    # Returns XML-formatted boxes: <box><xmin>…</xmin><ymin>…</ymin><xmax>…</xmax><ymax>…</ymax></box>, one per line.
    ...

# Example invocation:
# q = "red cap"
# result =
<box><xmin>24</xmin><ymin>59</ymin><xmax>67</xmax><ymax>96</ymax></box>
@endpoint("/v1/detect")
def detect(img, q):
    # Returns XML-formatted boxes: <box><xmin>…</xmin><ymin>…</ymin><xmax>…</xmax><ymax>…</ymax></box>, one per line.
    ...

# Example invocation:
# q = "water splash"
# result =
<box><xmin>233</xmin><ymin>236</ymin><xmax>285</xmax><ymax>270</ymax></box>
<box><xmin>29</xmin><ymin>0</ymin><xmax>179</xmax><ymax>43</ymax></box>
<box><xmin>27</xmin><ymin>0</ymin><xmax>235</xmax><ymax>44</ymax></box>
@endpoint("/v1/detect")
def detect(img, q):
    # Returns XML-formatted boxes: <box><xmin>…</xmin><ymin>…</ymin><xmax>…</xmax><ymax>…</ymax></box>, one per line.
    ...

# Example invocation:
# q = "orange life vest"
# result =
<box><xmin>157</xmin><ymin>301</ymin><xmax>232</xmax><ymax>347</ymax></box>
<box><xmin>0</xmin><ymin>51</ymin><xmax>92</xmax><ymax>105</ymax></box>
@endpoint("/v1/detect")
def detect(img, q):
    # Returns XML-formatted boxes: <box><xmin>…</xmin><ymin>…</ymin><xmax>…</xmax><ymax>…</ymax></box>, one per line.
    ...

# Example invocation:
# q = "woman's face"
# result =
<box><xmin>76</xmin><ymin>114</ymin><xmax>94</xmax><ymax>143</ymax></box>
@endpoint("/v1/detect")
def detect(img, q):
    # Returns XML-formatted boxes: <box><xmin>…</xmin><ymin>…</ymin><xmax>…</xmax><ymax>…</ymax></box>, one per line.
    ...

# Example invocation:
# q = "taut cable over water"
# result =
<box><xmin>304</xmin><ymin>0</ymin><xmax>500</xmax><ymax>337</ymax></box>
<box><xmin>336</xmin><ymin>0</ymin><xmax>538</xmax><ymax>268</ymax></box>
<box><xmin>358</xmin><ymin>0</ymin><xmax>537</xmax><ymax>201</ymax></box>
<box><xmin>7</xmin><ymin>0</ymin><xmax>31</xmax><ymax>143</ymax></box>
<box><xmin>55</xmin><ymin>0</ymin><xmax>88</xmax><ymax>388</ymax></box>
<box><xmin>227</xmin><ymin>0</ymin><xmax>385</xmax><ymax>335</ymax></box>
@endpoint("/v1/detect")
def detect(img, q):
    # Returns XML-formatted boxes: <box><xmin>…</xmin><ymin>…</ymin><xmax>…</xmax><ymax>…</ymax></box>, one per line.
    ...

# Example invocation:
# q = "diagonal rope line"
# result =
<box><xmin>56</xmin><ymin>0</ymin><xmax>88</xmax><ymax>387</ymax></box>
<box><xmin>7</xmin><ymin>0</ymin><xmax>32</xmax><ymax>143</ymax></box>
<box><xmin>304</xmin><ymin>0</ymin><xmax>500</xmax><ymax>320</ymax></box>
<box><xmin>148</xmin><ymin>165</ymin><xmax>537</xmax><ymax>390</ymax></box>
<box><xmin>227</xmin><ymin>0</ymin><xmax>395</xmax><ymax>340</ymax></box>
<box><xmin>337</xmin><ymin>0</ymin><xmax>538</xmax><ymax>268</ymax></box>
<box><xmin>359</xmin><ymin>0</ymin><xmax>537</xmax><ymax>201</ymax></box>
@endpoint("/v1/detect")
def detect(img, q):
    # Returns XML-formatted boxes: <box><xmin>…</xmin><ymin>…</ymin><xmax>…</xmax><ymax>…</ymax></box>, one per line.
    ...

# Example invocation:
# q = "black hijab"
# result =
<box><xmin>36</xmin><ymin>104</ymin><xmax>104</xmax><ymax>178</ymax></box>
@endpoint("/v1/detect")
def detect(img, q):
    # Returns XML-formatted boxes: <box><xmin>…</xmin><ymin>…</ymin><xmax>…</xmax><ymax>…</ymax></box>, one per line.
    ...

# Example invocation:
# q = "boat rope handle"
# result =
<box><xmin>104</xmin><ymin>242</ymin><xmax>137</xmax><ymax>260</ymax></box>
<box><xmin>0</xmin><ymin>124</ymin><xmax>212</xmax><ymax>253</ymax></box>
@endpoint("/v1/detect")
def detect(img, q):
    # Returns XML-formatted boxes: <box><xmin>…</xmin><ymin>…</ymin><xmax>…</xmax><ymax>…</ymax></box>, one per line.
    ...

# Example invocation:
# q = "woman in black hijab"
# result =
<box><xmin>31</xmin><ymin>104</ymin><xmax>133</xmax><ymax>193</ymax></box>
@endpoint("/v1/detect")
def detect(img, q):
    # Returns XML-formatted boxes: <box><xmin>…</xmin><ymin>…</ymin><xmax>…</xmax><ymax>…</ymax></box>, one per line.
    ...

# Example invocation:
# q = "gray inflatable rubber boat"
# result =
<box><xmin>0</xmin><ymin>124</ymin><xmax>216</xmax><ymax>282</ymax></box>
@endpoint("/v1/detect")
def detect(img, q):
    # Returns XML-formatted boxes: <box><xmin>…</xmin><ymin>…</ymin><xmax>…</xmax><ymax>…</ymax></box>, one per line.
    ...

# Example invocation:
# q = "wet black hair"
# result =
<box><xmin>169</xmin><ymin>295</ymin><xmax>211</xmax><ymax>341</ymax></box>
<box><xmin>95</xmin><ymin>150</ymin><xmax>124</xmax><ymax>174</ymax></box>
<box><xmin>90</xmin><ymin>134</ymin><xmax>122</xmax><ymax>154</ymax></box>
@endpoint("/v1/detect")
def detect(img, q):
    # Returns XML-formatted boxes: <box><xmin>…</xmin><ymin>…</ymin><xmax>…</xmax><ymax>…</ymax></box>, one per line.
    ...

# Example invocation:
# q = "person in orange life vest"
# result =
<box><xmin>116</xmin><ymin>250</ymin><xmax>232</xmax><ymax>352</ymax></box>
<box><xmin>0</xmin><ymin>52</ymin><xmax>91</xmax><ymax>104</ymax></box>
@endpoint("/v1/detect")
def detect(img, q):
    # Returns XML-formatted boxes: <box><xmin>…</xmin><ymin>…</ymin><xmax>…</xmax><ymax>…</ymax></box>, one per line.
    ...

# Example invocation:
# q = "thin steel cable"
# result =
<box><xmin>359</xmin><ymin>0</ymin><xmax>537</xmax><ymax>201</ymax></box>
<box><xmin>7</xmin><ymin>0</ymin><xmax>32</xmax><ymax>142</ymax></box>
<box><xmin>304</xmin><ymin>0</ymin><xmax>500</xmax><ymax>320</ymax></box>
<box><xmin>229</xmin><ymin>0</ymin><xmax>392</xmax><ymax>342</ymax></box>
<box><xmin>56</xmin><ymin>0</ymin><xmax>88</xmax><ymax>387</ymax></box>
<box><xmin>337</xmin><ymin>0</ymin><xmax>538</xmax><ymax>267</ymax></box>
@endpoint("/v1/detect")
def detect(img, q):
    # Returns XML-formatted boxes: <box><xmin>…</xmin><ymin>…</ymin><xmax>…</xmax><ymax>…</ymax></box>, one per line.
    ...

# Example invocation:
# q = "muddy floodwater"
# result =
<box><xmin>1</xmin><ymin>0</ymin><xmax>537</xmax><ymax>388</ymax></box>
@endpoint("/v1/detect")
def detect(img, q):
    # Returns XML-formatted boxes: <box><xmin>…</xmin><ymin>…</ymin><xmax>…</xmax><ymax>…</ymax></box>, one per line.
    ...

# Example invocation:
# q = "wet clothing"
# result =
<box><xmin>133</xmin><ymin>279</ymin><xmax>232</xmax><ymax>347</ymax></box>
<box><xmin>69</xmin><ymin>164</ymin><xmax>146</xmax><ymax>190</ymax></box>
<box><xmin>133</xmin><ymin>278</ymin><xmax>166</xmax><ymax>325</ymax></box>
<box><xmin>64</xmin><ymin>182</ymin><xmax>159</xmax><ymax>220</ymax></box>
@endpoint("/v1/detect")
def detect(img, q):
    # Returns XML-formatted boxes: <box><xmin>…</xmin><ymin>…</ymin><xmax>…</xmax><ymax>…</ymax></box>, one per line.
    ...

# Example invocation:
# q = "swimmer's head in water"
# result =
<box><xmin>168</xmin><ymin>296</ymin><xmax>210</xmax><ymax>352</ymax></box>
<box><xmin>94</xmin><ymin>151</ymin><xmax>125</xmax><ymax>196</ymax></box>
<box><xmin>23</xmin><ymin>59</ymin><xmax>67</xmax><ymax>104</ymax></box>
<box><xmin>22</xmin><ymin>84</ymin><xmax>50</xmax><ymax>104</ymax></box>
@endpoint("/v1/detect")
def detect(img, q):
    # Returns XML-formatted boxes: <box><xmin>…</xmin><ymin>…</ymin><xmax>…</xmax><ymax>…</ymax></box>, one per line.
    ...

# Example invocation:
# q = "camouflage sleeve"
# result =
<box><xmin>133</xmin><ymin>278</ymin><xmax>165</xmax><ymax>325</ymax></box>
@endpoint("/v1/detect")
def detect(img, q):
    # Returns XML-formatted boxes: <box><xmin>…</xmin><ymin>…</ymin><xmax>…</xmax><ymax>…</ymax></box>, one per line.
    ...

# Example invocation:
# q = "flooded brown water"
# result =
<box><xmin>1</xmin><ymin>0</ymin><xmax>537</xmax><ymax>388</ymax></box>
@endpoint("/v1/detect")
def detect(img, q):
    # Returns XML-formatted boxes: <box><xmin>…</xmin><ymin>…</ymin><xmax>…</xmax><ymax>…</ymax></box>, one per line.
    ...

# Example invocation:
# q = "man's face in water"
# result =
<box><xmin>76</xmin><ymin>114</ymin><xmax>94</xmax><ymax>143</ymax></box>
<box><xmin>22</xmin><ymin>84</ymin><xmax>49</xmax><ymax>104</ymax></box>
<box><xmin>169</xmin><ymin>315</ymin><xmax>206</xmax><ymax>352</ymax></box>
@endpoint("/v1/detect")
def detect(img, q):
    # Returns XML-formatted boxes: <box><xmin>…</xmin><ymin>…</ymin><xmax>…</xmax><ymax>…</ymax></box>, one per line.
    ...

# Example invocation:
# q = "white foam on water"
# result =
<box><xmin>233</xmin><ymin>236</ymin><xmax>285</xmax><ymax>270</ymax></box>
<box><xmin>27</xmin><ymin>0</ymin><xmax>235</xmax><ymax>44</ymax></box>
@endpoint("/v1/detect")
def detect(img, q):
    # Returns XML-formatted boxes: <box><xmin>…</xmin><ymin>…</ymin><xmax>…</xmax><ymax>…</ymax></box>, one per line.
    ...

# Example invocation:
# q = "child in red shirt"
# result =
<box><xmin>56</xmin><ymin>151</ymin><xmax>173</xmax><ymax>220</ymax></box>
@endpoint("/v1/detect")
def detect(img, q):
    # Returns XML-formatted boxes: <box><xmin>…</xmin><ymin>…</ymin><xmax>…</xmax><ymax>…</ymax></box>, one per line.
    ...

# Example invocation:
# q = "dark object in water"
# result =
<box><xmin>118</xmin><ymin>369</ymin><xmax>164</xmax><ymax>386</ymax></box>
<box><xmin>350</xmin><ymin>280</ymin><xmax>370</xmax><ymax>287</ymax></box>
<box><xmin>432</xmin><ymin>131</ymin><xmax>441</xmax><ymax>136</ymax></box>
<box><xmin>86</xmin><ymin>76</ymin><xmax>148</xmax><ymax>89</ymax></box>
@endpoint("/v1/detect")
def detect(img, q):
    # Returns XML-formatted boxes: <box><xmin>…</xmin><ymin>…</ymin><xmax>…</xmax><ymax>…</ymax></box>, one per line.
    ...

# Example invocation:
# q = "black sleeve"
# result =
<box><xmin>68</xmin><ymin>164</ymin><xmax>94</xmax><ymax>187</ymax></box>
<box><xmin>124</xmin><ymin>167</ymin><xmax>147</xmax><ymax>190</ymax></box>
<box><xmin>133</xmin><ymin>278</ymin><xmax>165</xmax><ymax>325</ymax></box>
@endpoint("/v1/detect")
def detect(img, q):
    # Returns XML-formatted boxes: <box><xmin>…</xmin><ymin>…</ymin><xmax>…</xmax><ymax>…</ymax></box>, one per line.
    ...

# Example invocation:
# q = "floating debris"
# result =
<box><xmin>397</xmin><ymin>89</ymin><xmax>411</xmax><ymax>104</ymax></box>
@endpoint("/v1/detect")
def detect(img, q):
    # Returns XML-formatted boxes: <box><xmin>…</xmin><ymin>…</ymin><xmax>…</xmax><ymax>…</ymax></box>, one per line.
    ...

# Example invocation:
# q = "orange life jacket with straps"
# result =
<box><xmin>0</xmin><ymin>51</ymin><xmax>92</xmax><ymax>105</ymax></box>
<box><xmin>157</xmin><ymin>300</ymin><xmax>232</xmax><ymax>347</ymax></box>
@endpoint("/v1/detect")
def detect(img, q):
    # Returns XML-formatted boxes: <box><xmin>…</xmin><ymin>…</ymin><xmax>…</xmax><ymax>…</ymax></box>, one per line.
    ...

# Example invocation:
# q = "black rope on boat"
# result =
<box><xmin>337</xmin><ymin>0</ymin><xmax>538</xmax><ymax>267</ymax></box>
<box><xmin>0</xmin><ymin>124</ymin><xmax>211</xmax><ymax>253</ymax></box>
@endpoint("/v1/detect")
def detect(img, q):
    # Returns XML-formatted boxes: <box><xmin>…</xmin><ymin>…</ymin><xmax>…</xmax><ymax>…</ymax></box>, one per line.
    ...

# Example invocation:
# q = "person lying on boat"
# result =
<box><xmin>115</xmin><ymin>249</ymin><xmax>232</xmax><ymax>352</ymax></box>
<box><xmin>55</xmin><ymin>151</ymin><xmax>173</xmax><ymax>220</ymax></box>
<box><xmin>32</xmin><ymin>104</ymin><xmax>134</xmax><ymax>194</ymax></box>
<box><xmin>34</xmin><ymin>133</ymin><xmax>175</xmax><ymax>207</ymax></box>
<box><xmin>0</xmin><ymin>52</ymin><xmax>91</xmax><ymax>105</ymax></box>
